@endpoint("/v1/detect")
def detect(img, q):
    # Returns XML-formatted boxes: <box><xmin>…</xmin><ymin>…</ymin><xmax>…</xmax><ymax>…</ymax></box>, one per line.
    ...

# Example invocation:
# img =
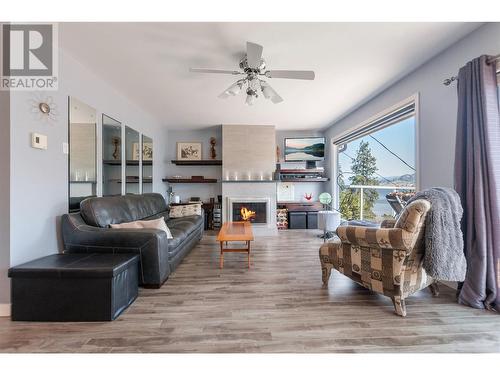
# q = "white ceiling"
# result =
<box><xmin>60</xmin><ymin>22</ymin><xmax>482</xmax><ymax>130</ymax></box>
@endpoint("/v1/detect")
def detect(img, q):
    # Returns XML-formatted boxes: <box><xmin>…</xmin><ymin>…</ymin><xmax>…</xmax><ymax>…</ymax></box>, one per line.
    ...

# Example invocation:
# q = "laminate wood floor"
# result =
<box><xmin>1</xmin><ymin>230</ymin><xmax>499</xmax><ymax>353</ymax></box>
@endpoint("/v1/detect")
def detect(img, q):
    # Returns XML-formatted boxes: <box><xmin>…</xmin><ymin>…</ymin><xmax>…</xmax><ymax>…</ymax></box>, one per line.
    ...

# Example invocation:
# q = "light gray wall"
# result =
<box><xmin>164</xmin><ymin>127</ymin><xmax>329</xmax><ymax>203</ymax></box>
<box><xmin>276</xmin><ymin>129</ymin><xmax>327</xmax><ymax>202</ymax></box>
<box><xmin>0</xmin><ymin>89</ymin><xmax>10</xmax><ymax>307</ymax></box>
<box><xmin>165</xmin><ymin>126</ymin><xmax>222</xmax><ymax>202</ymax></box>
<box><xmin>324</xmin><ymin>23</ymin><xmax>500</xmax><ymax>196</ymax></box>
<box><xmin>8</xmin><ymin>48</ymin><xmax>168</xmax><ymax>275</ymax></box>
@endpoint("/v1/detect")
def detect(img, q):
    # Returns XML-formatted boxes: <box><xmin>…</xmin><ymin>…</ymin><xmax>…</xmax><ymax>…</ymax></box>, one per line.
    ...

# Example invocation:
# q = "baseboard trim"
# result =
<box><xmin>0</xmin><ymin>303</ymin><xmax>11</xmax><ymax>317</ymax></box>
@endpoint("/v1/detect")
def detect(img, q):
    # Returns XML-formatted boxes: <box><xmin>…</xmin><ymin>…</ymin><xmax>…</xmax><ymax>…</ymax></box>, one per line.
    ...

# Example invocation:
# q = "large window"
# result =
<box><xmin>334</xmin><ymin>100</ymin><xmax>417</xmax><ymax>223</ymax></box>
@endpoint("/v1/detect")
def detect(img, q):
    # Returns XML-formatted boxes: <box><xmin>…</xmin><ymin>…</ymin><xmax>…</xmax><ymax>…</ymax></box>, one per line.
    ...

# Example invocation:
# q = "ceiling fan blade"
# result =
<box><xmin>218</xmin><ymin>91</ymin><xmax>230</xmax><ymax>99</ymax></box>
<box><xmin>189</xmin><ymin>68</ymin><xmax>241</xmax><ymax>75</ymax></box>
<box><xmin>260</xmin><ymin>81</ymin><xmax>284</xmax><ymax>104</ymax></box>
<box><xmin>265</xmin><ymin>70</ymin><xmax>315</xmax><ymax>80</ymax></box>
<box><xmin>246</xmin><ymin>42</ymin><xmax>264</xmax><ymax>68</ymax></box>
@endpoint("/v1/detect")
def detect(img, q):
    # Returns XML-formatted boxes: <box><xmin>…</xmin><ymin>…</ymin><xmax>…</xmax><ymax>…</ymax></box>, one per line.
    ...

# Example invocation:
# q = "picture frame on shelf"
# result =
<box><xmin>176</xmin><ymin>141</ymin><xmax>202</xmax><ymax>161</ymax></box>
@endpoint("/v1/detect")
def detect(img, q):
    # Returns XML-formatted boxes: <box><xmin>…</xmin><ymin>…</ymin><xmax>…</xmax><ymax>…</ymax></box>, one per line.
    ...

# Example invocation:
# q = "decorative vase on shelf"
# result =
<box><xmin>112</xmin><ymin>137</ymin><xmax>120</xmax><ymax>160</ymax></box>
<box><xmin>210</xmin><ymin>137</ymin><xmax>217</xmax><ymax>159</ymax></box>
<box><xmin>304</xmin><ymin>193</ymin><xmax>313</xmax><ymax>201</ymax></box>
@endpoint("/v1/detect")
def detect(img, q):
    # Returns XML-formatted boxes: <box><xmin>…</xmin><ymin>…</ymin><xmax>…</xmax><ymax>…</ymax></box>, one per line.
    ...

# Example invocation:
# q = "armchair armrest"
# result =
<box><xmin>336</xmin><ymin>225</ymin><xmax>415</xmax><ymax>252</ymax></box>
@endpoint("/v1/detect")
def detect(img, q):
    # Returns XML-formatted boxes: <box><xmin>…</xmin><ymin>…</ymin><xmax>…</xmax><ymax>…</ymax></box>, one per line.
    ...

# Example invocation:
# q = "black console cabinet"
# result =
<box><xmin>278</xmin><ymin>202</ymin><xmax>322</xmax><ymax>230</ymax></box>
<box><xmin>288</xmin><ymin>211</ymin><xmax>318</xmax><ymax>229</ymax></box>
<box><xmin>289</xmin><ymin>212</ymin><xmax>307</xmax><ymax>229</ymax></box>
<box><xmin>307</xmin><ymin>212</ymin><xmax>318</xmax><ymax>229</ymax></box>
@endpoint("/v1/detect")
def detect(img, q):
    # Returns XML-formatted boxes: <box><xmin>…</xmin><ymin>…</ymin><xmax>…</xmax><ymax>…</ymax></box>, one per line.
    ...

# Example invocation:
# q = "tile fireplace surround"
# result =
<box><xmin>221</xmin><ymin>124</ymin><xmax>277</xmax><ymax>235</ymax></box>
<box><xmin>228</xmin><ymin>197</ymin><xmax>271</xmax><ymax>224</ymax></box>
<box><xmin>222</xmin><ymin>182</ymin><xmax>278</xmax><ymax>236</ymax></box>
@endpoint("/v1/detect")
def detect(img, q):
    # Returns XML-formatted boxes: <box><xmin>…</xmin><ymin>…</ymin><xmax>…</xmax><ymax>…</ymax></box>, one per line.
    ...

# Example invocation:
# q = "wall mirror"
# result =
<box><xmin>102</xmin><ymin>114</ymin><xmax>122</xmax><ymax>196</ymax></box>
<box><xmin>68</xmin><ymin>97</ymin><xmax>97</xmax><ymax>212</ymax></box>
<box><xmin>142</xmin><ymin>134</ymin><xmax>153</xmax><ymax>193</ymax></box>
<box><xmin>125</xmin><ymin>126</ymin><xmax>140</xmax><ymax>194</ymax></box>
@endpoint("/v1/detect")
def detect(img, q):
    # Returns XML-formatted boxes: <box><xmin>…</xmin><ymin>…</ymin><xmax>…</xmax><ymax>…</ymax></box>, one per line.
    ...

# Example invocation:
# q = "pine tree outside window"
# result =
<box><xmin>333</xmin><ymin>99</ymin><xmax>417</xmax><ymax>223</ymax></box>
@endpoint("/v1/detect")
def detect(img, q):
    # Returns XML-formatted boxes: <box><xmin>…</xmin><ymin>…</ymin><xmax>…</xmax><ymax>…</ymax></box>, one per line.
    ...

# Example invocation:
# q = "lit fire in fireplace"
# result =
<box><xmin>240</xmin><ymin>206</ymin><xmax>256</xmax><ymax>221</ymax></box>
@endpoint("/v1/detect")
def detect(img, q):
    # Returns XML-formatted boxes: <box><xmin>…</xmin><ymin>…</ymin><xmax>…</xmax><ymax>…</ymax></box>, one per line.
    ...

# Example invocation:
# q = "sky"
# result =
<box><xmin>338</xmin><ymin>116</ymin><xmax>415</xmax><ymax>180</ymax></box>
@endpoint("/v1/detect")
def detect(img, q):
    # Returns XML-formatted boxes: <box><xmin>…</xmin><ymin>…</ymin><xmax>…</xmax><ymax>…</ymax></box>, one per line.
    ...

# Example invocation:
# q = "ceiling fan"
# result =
<box><xmin>189</xmin><ymin>42</ymin><xmax>315</xmax><ymax>105</ymax></box>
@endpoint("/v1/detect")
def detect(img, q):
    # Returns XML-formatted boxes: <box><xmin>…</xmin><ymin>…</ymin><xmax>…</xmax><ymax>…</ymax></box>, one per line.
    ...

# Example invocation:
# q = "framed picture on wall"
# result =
<box><xmin>176</xmin><ymin>142</ymin><xmax>202</xmax><ymax>161</ymax></box>
<box><xmin>132</xmin><ymin>142</ymin><xmax>153</xmax><ymax>160</ymax></box>
<box><xmin>142</xmin><ymin>143</ymin><xmax>153</xmax><ymax>161</ymax></box>
<box><xmin>132</xmin><ymin>143</ymin><xmax>140</xmax><ymax>160</ymax></box>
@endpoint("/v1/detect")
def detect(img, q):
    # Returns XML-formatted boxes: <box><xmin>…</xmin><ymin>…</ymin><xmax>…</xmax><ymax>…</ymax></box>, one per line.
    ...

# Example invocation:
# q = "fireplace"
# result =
<box><xmin>232</xmin><ymin>201</ymin><xmax>267</xmax><ymax>224</ymax></box>
<box><xmin>226</xmin><ymin>196</ymin><xmax>272</xmax><ymax>227</ymax></box>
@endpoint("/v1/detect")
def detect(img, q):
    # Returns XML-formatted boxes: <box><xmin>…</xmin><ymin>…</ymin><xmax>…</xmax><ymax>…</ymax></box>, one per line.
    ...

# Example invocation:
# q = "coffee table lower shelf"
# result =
<box><xmin>219</xmin><ymin>241</ymin><xmax>251</xmax><ymax>269</ymax></box>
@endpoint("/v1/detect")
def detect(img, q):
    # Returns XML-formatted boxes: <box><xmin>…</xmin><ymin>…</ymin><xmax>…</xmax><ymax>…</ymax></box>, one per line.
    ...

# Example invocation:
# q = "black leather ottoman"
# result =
<box><xmin>8</xmin><ymin>253</ymin><xmax>139</xmax><ymax>321</ymax></box>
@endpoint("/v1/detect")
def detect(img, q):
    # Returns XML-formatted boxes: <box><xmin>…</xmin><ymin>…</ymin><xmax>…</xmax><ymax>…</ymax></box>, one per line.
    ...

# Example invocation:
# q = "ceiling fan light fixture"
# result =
<box><xmin>245</xmin><ymin>88</ymin><xmax>258</xmax><ymax>106</ymax></box>
<box><xmin>245</xmin><ymin>94</ymin><xmax>255</xmax><ymax>106</ymax></box>
<box><xmin>190</xmin><ymin>41</ymin><xmax>315</xmax><ymax>105</ymax></box>
<box><xmin>227</xmin><ymin>81</ymin><xmax>243</xmax><ymax>96</ymax></box>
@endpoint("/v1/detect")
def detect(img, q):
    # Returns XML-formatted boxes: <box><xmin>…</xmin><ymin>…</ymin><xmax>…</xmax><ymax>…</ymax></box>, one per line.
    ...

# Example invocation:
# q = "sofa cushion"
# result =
<box><xmin>167</xmin><ymin>215</ymin><xmax>203</xmax><ymax>254</ymax></box>
<box><xmin>167</xmin><ymin>228</ymin><xmax>189</xmax><ymax>254</ymax></box>
<box><xmin>80</xmin><ymin>193</ymin><xmax>167</xmax><ymax>228</ymax></box>
<box><xmin>110</xmin><ymin>217</ymin><xmax>173</xmax><ymax>239</ymax></box>
<box><xmin>167</xmin><ymin>216</ymin><xmax>203</xmax><ymax>236</ymax></box>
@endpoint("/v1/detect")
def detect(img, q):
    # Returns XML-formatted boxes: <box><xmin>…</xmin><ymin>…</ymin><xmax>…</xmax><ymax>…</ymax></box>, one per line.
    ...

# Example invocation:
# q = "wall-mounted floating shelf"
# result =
<box><xmin>162</xmin><ymin>178</ymin><xmax>218</xmax><ymax>183</ymax></box>
<box><xmin>280</xmin><ymin>178</ymin><xmax>329</xmax><ymax>182</ymax></box>
<box><xmin>221</xmin><ymin>180</ymin><xmax>277</xmax><ymax>183</ymax></box>
<box><xmin>170</xmin><ymin>160</ymin><xmax>222</xmax><ymax>166</ymax></box>
<box><xmin>113</xmin><ymin>178</ymin><xmax>153</xmax><ymax>184</ymax></box>
<box><xmin>103</xmin><ymin>160</ymin><xmax>152</xmax><ymax>166</ymax></box>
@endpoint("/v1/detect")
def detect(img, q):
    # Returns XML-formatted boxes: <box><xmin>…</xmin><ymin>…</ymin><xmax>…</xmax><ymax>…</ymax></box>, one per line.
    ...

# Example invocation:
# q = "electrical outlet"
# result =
<box><xmin>31</xmin><ymin>133</ymin><xmax>47</xmax><ymax>150</ymax></box>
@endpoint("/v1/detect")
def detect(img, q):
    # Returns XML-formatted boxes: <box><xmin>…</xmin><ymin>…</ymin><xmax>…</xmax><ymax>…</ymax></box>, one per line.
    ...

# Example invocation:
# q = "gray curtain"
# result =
<box><xmin>455</xmin><ymin>55</ymin><xmax>500</xmax><ymax>312</ymax></box>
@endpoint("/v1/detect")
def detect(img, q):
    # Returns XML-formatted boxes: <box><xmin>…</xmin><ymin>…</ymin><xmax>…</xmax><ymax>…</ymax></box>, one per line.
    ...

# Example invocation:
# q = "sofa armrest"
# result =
<box><xmin>61</xmin><ymin>213</ymin><xmax>169</xmax><ymax>285</ymax></box>
<box><xmin>336</xmin><ymin>225</ymin><xmax>415</xmax><ymax>252</ymax></box>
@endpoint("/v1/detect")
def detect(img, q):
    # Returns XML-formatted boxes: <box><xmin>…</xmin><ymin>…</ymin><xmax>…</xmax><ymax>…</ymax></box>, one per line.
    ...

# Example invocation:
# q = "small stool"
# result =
<box><xmin>318</xmin><ymin>211</ymin><xmax>341</xmax><ymax>242</ymax></box>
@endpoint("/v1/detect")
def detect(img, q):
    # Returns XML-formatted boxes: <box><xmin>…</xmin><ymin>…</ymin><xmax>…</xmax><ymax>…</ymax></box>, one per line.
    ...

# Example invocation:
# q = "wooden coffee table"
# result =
<box><xmin>217</xmin><ymin>221</ymin><xmax>254</xmax><ymax>269</ymax></box>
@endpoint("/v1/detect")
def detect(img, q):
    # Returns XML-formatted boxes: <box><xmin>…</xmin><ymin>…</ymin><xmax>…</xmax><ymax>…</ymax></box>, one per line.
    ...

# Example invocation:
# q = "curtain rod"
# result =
<box><xmin>443</xmin><ymin>54</ymin><xmax>500</xmax><ymax>86</ymax></box>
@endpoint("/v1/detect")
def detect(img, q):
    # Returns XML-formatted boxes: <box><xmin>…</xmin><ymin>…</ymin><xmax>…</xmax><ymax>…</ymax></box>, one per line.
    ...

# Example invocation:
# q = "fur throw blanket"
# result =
<box><xmin>407</xmin><ymin>187</ymin><xmax>467</xmax><ymax>281</ymax></box>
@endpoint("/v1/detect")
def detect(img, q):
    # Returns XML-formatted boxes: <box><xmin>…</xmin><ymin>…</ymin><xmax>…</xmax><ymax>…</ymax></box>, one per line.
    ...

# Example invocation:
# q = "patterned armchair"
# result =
<box><xmin>319</xmin><ymin>199</ymin><xmax>439</xmax><ymax>317</ymax></box>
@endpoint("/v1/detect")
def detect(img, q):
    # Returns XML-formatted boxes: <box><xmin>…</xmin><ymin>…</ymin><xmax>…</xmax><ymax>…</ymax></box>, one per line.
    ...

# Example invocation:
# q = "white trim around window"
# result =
<box><xmin>330</xmin><ymin>93</ymin><xmax>420</xmax><ymax>211</ymax></box>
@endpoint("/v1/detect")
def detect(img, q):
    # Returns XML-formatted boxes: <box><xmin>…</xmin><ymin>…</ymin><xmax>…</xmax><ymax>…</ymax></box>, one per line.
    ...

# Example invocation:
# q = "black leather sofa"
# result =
<box><xmin>61</xmin><ymin>193</ymin><xmax>203</xmax><ymax>287</ymax></box>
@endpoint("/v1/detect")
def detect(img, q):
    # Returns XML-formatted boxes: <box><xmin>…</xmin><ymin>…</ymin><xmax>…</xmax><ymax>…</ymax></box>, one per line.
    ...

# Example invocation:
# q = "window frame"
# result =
<box><xmin>496</xmin><ymin>61</ymin><xmax>500</xmax><ymax>86</ymax></box>
<box><xmin>330</xmin><ymin>94</ymin><xmax>420</xmax><ymax>213</ymax></box>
